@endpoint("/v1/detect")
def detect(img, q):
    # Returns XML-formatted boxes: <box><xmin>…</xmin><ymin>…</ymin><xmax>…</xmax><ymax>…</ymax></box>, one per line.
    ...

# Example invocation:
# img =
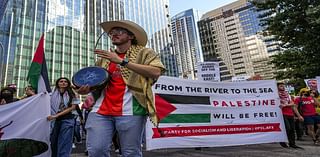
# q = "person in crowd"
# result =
<box><xmin>76</xmin><ymin>20</ymin><xmax>165</xmax><ymax>157</ymax></box>
<box><xmin>310</xmin><ymin>89</ymin><xmax>320</xmax><ymax>140</ymax></box>
<box><xmin>20</xmin><ymin>85</ymin><xmax>36</xmax><ymax>99</ymax></box>
<box><xmin>0</xmin><ymin>87</ymin><xmax>18</xmax><ymax>105</ymax></box>
<box><xmin>310</xmin><ymin>89</ymin><xmax>320</xmax><ymax>115</ymax></box>
<box><xmin>72</xmin><ymin>104</ymin><xmax>84</xmax><ymax>148</ymax></box>
<box><xmin>81</xmin><ymin>94</ymin><xmax>94</xmax><ymax>155</ymax></box>
<box><xmin>295</xmin><ymin>88</ymin><xmax>320</xmax><ymax>145</ymax></box>
<box><xmin>307</xmin><ymin>79</ymin><xmax>318</xmax><ymax>91</ymax></box>
<box><xmin>25</xmin><ymin>86</ymin><xmax>36</xmax><ymax>97</ymax></box>
<box><xmin>292</xmin><ymin>96</ymin><xmax>304</xmax><ymax>141</ymax></box>
<box><xmin>277</xmin><ymin>82</ymin><xmax>304</xmax><ymax>149</ymax></box>
<box><xmin>47</xmin><ymin>77</ymin><xmax>80</xmax><ymax>157</ymax></box>
<box><xmin>6</xmin><ymin>84</ymin><xmax>17</xmax><ymax>93</ymax></box>
<box><xmin>72</xmin><ymin>104</ymin><xmax>83</xmax><ymax>147</ymax></box>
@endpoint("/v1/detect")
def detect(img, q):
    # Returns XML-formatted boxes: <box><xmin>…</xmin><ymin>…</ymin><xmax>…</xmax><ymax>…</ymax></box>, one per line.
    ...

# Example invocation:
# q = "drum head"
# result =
<box><xmin>72</xmin><ymin>66</ymin><xmax>109</xmax><ymax>89</ymax></box>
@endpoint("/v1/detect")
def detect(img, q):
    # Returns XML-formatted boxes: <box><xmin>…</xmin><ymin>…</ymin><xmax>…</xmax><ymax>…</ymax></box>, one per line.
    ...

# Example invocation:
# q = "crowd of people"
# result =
<box><xmin>278</xmin><ymin>83</ymin><xmax>320</xmax><ymax>149</ymax></box>
<box><xmin>1</xmin><ymin>19</ymin><xmax>320</xmax><ymax>157</ymax></box>
<box><xmin>1</xmin><ymin>20</ymin><xmax>164</xmax><ymax>157</ymax></box>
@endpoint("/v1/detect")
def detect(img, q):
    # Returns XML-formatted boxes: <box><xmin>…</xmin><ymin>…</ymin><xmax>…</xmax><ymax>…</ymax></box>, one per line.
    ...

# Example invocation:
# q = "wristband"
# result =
<box><xmin>120</xmin><ymin>58</ymin><xmax>129</xmax><ymax>66</ymax></box>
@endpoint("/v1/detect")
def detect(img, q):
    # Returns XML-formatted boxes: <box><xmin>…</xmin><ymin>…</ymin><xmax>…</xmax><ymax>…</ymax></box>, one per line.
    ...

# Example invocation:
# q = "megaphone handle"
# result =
<box><xmin>94</xmin><ymin>32</ymin><xmax>106</xmax><ymax>49</ymax></box>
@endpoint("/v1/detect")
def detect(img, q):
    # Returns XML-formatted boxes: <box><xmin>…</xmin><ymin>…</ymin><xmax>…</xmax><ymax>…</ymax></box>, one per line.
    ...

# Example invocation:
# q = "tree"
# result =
<box><xmin>253</xmin><ymin>0</ymin><xmax>320</xmax><ymax>80</ymax></box>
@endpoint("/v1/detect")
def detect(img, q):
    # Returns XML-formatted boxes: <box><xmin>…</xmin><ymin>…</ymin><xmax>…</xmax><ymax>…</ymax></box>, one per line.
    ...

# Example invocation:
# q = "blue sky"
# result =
<box><xmin>169</xmin><ymin>0</ymin><xmax>238</xmax><ymax>18</ymax></box>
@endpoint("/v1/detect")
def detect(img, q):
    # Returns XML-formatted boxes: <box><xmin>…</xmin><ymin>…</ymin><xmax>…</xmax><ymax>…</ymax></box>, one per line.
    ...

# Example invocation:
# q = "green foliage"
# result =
<box><xmin>253</xmin><ymin>0</ymin><xmax>320</xmax><ymax>80</ymax></box>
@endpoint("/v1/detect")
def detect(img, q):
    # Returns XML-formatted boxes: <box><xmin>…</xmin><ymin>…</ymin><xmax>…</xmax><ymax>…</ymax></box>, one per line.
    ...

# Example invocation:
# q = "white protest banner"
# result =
<box><xmin>197</xmin><ymin>62</ymin><xmax>220</xmax><ymax>82</ymax></box>
<box><xmin>146</xmin><ymin>76</ymin><xmax>287</xmax><ymax>150</ymax></box>
<box><xmin>0</xmin><ymin>93</ymin><xmax>51</xmax><ymax>156</ymax></box>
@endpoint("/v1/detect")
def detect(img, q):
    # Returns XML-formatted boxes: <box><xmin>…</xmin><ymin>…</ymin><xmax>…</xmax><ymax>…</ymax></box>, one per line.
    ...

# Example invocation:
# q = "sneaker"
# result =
<box><xmin>72</xmin><ymin>143</ymin><xmax>76</xmax><ymax>148</ymax></box>
<box><xmin>289</xmin><ymin>144</ymin><xmax>304</xmax><ymax>149</ymax></box>
<box><xmin>280</xmin><ymin>142</ymin><xmax>289</xmax><ymax>148</ymax></box>
<box><xmin>115</xmin><ymin>149</ymin><xmax>120</xmax><ymax>153</ymax></box>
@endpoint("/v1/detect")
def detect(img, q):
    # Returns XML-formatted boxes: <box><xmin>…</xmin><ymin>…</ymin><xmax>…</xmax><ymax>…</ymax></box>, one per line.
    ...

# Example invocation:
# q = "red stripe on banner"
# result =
<box><xmin>152</xmin><ymin>123</ymin><xmax>281</xmax><ymax>138</ymax></box>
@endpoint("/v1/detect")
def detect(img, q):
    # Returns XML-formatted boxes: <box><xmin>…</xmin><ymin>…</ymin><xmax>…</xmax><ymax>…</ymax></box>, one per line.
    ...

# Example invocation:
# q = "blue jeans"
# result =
<box><xmin>50</xmin><ymin>118</ymin><xmax>75</xmax><ymax>157</ymax></box>
<box><xmin>74</xmin><ymin>119</ymin><xmax>81</xmax><ymax>143</ymax></box>
<box><xmin>86</xmin><ymin>112</ymin><xmax>146</xmax><ymax>157</ymax></box>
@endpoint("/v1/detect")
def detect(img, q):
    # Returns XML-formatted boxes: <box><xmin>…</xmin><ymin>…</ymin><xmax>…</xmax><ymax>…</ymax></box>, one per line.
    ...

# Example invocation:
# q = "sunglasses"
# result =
<box><xmin>108</xmin><ymin>29</ymin><xmax>128</xmax><ymax>37</ymax></box>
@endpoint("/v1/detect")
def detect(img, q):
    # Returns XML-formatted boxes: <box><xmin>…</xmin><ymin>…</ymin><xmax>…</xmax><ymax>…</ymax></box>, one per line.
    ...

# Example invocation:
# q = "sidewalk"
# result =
<box><xmin>71</xmin><ymin>136</ymin><xmax>319</xmax><ymax>157</ymax></box>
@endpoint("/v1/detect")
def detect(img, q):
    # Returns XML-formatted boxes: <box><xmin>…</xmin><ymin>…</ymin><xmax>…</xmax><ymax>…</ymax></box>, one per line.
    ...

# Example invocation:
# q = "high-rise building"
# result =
<box><xmin>198</xmin><ymin>0</ymin><xmax>280</xmax><ymax>81</ymax></box>
<box><xmin>0</xmin><ymin>0</ymin><xmax>172</xmax><ymax>95</ymax></box>
<box><xmin>171</xmin><ymin>9</ymin><xmax>202</xmax><ymax>79</ymax></box>
<box><xmin>150</xmin><ymin>28</ymin><xmax>179</xmax><ymax>77</ymax></box>
<box><xmin>0</xmin><ymin>0</ymin><xmax>9</xmax><ymax>23</ymax></box>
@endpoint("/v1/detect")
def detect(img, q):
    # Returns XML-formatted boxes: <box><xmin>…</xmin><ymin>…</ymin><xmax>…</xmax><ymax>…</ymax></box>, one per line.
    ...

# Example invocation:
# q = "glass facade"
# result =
<box><xmin>198</xmin><ymin>0</ymin><xmax>280</xmax><ymax>81</ymax></box>
<box><xmin>238</xmin><ymin>4</ymin><xmax>263</xmax><ymax>37</ymax></box>
<box><xmin>0</xmin><ymin>0</ymin><xmax>10</xmax><ymax>23</ymax></box>
<box><xmin>0</xmin><ymin>0</ymin><xmax>172</xmax><ymax>95</ymax></box>
<box><xmin>171</xmin><ymin>9</ymin><xmax>202</xmax><ymax>79</ymax></box>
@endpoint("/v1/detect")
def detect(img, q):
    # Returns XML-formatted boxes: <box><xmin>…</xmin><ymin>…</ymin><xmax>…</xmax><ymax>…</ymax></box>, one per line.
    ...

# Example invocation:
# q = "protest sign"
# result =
<box><xmin>146</xmin><ymin>76</ymin><xmax>286</xmax><ymax>150</ymax></box>
<box><xmin>197</xmin><ymin>62</ymin><xmax>220</xmax><ymax>82</ymax></box>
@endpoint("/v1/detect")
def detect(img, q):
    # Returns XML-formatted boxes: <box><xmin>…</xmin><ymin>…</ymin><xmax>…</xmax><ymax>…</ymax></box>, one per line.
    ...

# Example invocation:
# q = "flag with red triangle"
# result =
<box><xmin>27</xmin><ymin>34</ymin><xmax>51</xmax><ymax>93</ymax></box>
<box><xmin>155</xmin><ymin>94</ymin><xmax>177</xmax><ymax>121</ymax></box>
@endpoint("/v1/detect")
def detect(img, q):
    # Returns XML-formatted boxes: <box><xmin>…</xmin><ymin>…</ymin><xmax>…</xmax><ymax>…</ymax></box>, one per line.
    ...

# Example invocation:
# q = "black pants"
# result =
<box><xmin>283</xmin><ymin>115</ymin><xmax>296</xmax><ymax>145</ymax></box>
<box><xmin>295</xmin><ymin>119</ymin><xmax>304</xmax><ymax>139</ymax></box>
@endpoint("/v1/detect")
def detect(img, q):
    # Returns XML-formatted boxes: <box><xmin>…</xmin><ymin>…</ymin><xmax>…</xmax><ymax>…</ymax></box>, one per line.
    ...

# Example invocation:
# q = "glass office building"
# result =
<box><xmin>171</xmin><ymin>9</ymin><xmax>202</xmax><ymax>79</ymax></box>
<box><xmin>0</xmin><ymin>0</ymin><xmax>172</xmax><ymax>95</ymax></box>
<box><xmin>198</xmin><ymin>0</ymin><xmax>280</xmax><ymax>81</ymax></box>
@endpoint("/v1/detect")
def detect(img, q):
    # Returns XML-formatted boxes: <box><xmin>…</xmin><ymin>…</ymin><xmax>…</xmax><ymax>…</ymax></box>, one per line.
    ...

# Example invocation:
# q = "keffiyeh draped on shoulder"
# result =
<box><xmin>50</xmin><ymin>89</ymin><xmax>70</xmax><ymax>115</ymax></box>
<box><xmin>96</xmin><ymin>45</ymin><xmax>166</xmax><ymax>126</ymax></box>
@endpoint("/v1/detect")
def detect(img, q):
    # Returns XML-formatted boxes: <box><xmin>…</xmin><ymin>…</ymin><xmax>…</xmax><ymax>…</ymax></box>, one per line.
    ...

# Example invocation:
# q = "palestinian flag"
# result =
<box><xmin>155</xmin><ymin>94</ymin><xmax>211</xmax><ymax>123</ymax></box>
<box><xmin>27</xmin><ymin>34</ymin><xmax>51</xmax><ymax>93</ymax></box>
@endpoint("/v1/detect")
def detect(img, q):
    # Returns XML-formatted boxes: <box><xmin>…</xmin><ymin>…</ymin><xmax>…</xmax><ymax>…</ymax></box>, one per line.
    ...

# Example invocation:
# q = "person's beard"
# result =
<box><xmin>112</xmin><ymin>37</ymin><xmax>130</xmax><ymax>46</ymax></box>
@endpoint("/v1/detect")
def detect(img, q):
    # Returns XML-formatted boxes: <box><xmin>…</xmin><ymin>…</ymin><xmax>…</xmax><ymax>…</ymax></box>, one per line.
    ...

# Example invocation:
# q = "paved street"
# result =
<box><xmin>71</xmin><ymin>136</ymin><xmax>320</xmax><ymax>157</ymax></box>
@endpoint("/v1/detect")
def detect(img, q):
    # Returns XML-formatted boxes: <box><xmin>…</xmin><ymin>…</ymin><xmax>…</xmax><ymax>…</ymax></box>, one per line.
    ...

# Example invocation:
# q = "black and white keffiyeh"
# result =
<box><xmin>50</xmin><ymin>89</ymin><xmax>70</xmax><ymax>115</ymax></box>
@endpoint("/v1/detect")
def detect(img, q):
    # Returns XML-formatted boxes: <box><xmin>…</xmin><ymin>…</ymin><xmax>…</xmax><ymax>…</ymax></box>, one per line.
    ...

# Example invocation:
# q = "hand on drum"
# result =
<box><xmin>95</xmin><ymin>49</ymin><xmax>122</xmax><ymax>64</ymax></box>
<box><xmin>76</xmin><ymin>85</ymin><xmax>91</xmax><ymax>95</ymax></box>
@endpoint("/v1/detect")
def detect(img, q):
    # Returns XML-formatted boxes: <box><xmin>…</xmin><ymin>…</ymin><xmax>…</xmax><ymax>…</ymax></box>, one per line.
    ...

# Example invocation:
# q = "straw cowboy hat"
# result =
<box><xmin>100</xmin><ymin>20</ymin><xmax>148</xmax><ymax>46</ymax></box>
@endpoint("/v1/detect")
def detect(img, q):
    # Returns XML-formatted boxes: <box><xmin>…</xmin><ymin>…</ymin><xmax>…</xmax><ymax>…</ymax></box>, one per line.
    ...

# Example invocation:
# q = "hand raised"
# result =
<box><xmin>94</xmin><ymin>49</ymin><xmax>122</xmax><ymax>64</ymax></box>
